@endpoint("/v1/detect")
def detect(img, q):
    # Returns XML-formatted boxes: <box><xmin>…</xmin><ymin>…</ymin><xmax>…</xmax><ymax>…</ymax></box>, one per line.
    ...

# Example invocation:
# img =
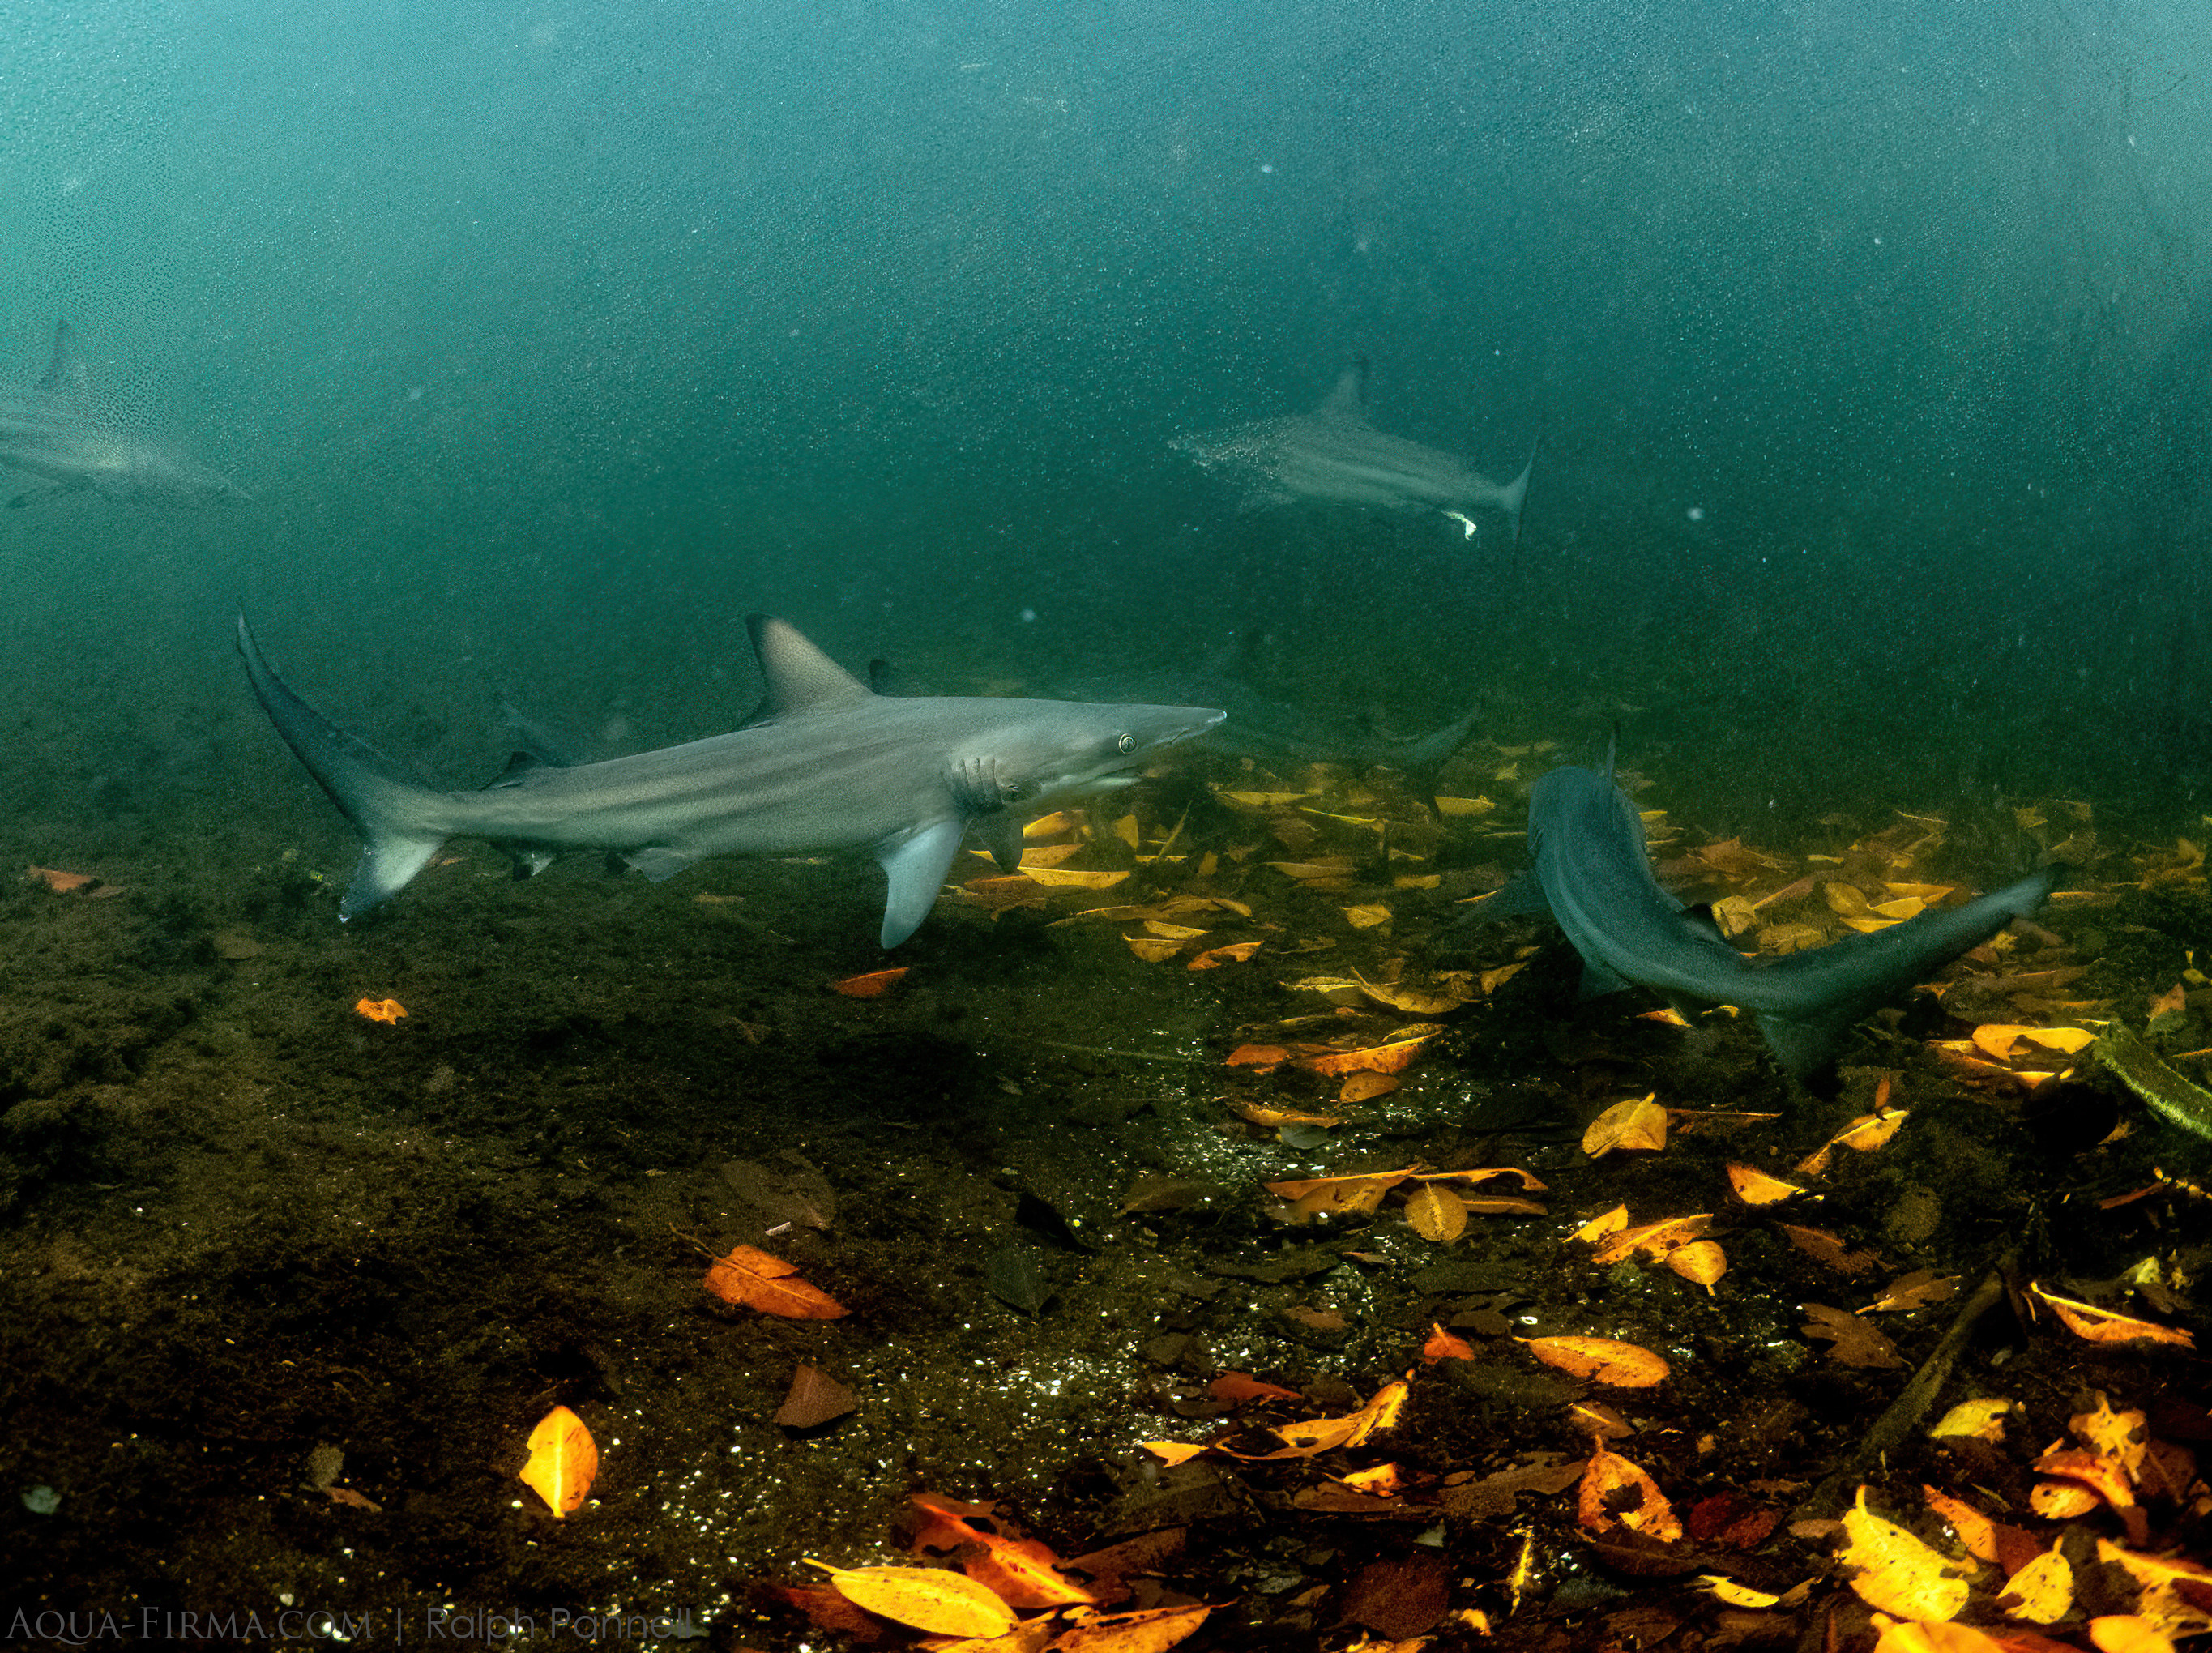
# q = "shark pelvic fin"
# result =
<box><xmin>1498</xmin><ymin>436</ymin><xmax>1539</xmax><ymax>550</ymax></box>
<box><xmin>878</xmin><ymin>818</ymin><xmax>967</xmax><ymax>948</ymax></box>
<box><xmin>746</xmin><ymin>615</ymin><xmax>875</xmax><ymax>719</ymax></box>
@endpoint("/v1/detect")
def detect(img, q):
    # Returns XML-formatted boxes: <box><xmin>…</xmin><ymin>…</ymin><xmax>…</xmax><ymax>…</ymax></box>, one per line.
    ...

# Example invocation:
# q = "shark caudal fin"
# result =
<box><xmin>1498</xmin><ymin>436</ymin><xmax>1539</xmax><ymax>552</ymax></box>
<box><xmin>237</xmin><ymin>615</ymin><xmax>455</xmax><ymax>919</ymax></box>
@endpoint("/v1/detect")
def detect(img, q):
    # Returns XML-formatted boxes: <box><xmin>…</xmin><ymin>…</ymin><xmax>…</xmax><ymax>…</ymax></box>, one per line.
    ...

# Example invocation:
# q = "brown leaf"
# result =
<box><xmin>1780</xmin><ymin>1224</ymin><xmax>1883</xmax><ymax>1275</ymax></box>
<box><xmin>1862</xmin><ymin>1270</ymin><xmax>1959</xmax><ymax>1313</ymax></box>
<box><xmin>1188</xmin><ymin>942</ymin><xmax>1262</xmax><ymax>970</ymax></box>
<box><xmin>1209</xmin><ymin>1372</ymin><xmax>1302</xmax><ymax>1404</ymax></box>
<box><xmin>703</xmin><ymin>1245</ymin><xmax>848</xmax><ymax>1319</ymax></box>
<box><xmin>1800</xmin><ymin>1304</ymin><xmax>1907</xmax><ymax>1369</ymax></box>
<box><xmin>1578</xmin><ymin>1442</ymin><xmax>1682</xmax><ymax>1540</ymax></box>
<box><xmin>1048</xmin><ymin>1603</ymin><xmax>1211</xmax><ymax>1653</ymax></box>
<box><xmin>1422</xmin><ymin>1322</ymin><xmax>1475</xmax><ymax>1363</ymax></box>
<box><xmin>774</xmin><ymin>1365</ymin><xmax>857</xmax><ymax>1429</ymax></box>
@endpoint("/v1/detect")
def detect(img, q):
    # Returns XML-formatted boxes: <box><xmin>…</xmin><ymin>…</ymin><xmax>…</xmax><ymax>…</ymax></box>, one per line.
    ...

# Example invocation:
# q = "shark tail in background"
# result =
<box><xmin>1400</xmin><ymin>702</ymin><xmax>1484</xmax><ymax>805</ymax></box>
<box><xmin>1499</xmin><ymin>434</ymin><xmax>1539</xmax><ymax>552</ymax></box>
<box><xmin>237</xmin><ymin>614</ymin><xmax>456</xmax><ymax>919</ymax></box>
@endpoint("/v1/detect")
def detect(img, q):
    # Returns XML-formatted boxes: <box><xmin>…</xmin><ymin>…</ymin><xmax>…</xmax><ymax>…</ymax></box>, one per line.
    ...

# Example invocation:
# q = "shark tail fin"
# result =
<box><xmin>1498</xmin><ymin>435</ymin><xmax>1539</xmax><ymax>551</ymax></box>
<box><xmin>237</xmin><ymin>614</ymin><xmax>455</xmax><ymax>920</ymax></box>
<box><xmin>1402</xmin><ymin>702</ymin><xmax>1483</xmax><ymax>805</ymax></box>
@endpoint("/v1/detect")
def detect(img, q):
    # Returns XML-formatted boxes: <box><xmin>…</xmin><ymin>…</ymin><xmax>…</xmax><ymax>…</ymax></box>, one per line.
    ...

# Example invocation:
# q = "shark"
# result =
<box><xmin>237</xmin><ymin>613</ymin><xmax>1223</xmax><ymax>946</ymax></box>
<box><xmin>1172</xmin><ymin>357</ymin><xmax>1536</xmax><ymax>547</ymax></box>
<box><xmin>0</xmin><ymin>321</ymin><xmax>250</xmax><ymax>509</ymax></box>
<box><xmin>1472</xmin><ymin>762</ymin><xmax>2060</xmax><ymax>1089</ymax></box>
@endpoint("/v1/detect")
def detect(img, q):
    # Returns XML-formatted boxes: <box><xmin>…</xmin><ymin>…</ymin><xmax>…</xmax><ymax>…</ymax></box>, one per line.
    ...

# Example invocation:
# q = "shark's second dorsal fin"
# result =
<box><xmin>1317</xmin><ymin>357</ymin><xmax>1371</xmax><ymax>421</ymax></box>
<box><xmin>745</xmin><ymin>615</ymin><xmax>875</xmax><ymax>719</ymax></box>
<box><xmin>38</xmin><ymin>321</ymin><xmax>91</xmax><ymax>398</ymax></box>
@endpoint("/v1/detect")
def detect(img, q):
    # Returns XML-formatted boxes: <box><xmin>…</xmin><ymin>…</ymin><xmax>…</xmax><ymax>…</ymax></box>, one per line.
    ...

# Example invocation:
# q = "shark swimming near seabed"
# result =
<box><xmin>0</xmin><ymin>321</ymin><xmax>251</xmax><ymax>509</ymax></box>
<box><xmin>1471</xmin><ymin>761</ymin><xmax>2061</xmax><ymax>1091</ymax></box>
<box><xmin>1172</xmin><ymin>357</ymin><xmax>1536</xmax><ymax>548</ymax></box>
<box><xmin>238</xmin><ymin>613</ymin><xmax>1224</xmax><ymax>947</ymax></box>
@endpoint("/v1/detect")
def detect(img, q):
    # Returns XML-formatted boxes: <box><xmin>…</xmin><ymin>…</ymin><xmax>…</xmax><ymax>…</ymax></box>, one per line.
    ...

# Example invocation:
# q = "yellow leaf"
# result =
<box><xmin>1339</xmin><ymin>1072</ymin><xmax>1400</xmax><ymax>1104</ymax></box>
<box><xmin>1577</xmin><ymin>1442</ymin><xmax>1681</xmax><ymax>1540</ymax></box>
<box><xmin>806</xmin><ymin>1561</ymin><xmax>1018</xmax><ymax>1639</ymax></box>
<box><xmin>1433</xmin><ymin>796</ymin><xmax>1495</xmax><ymax>817</ymax></box>
<box><xmin>1269</xmin><ymin>859</ymin><xmax>1359</xmax><ymax>880</ymax></box>
<box><xmin>1022</xmin><ymin>867</ymin><xmax>1130</xmax><ymax>889</ymax></box>
<box><xmin>1048</xmin><ymin>1604</ymin><xmax>1213</xmax><ymax>1652</ymax></box>
<box><xmin>1404</xmin><ymin>1184</ymin><xmax>1468</xmax><ymax>1243</ymax></box>
<box><xmin>1112</xmin><ymin>814</ymin><xmax>1140</xmax><ymax>849</ymax></box>
<box><xmin>1839</xmin><ymin>1486</ymin><xmax>1972</xmax><ymax>1621</ymax></box>
<box><xmin>1124</xmin><ymin>936</ymin><xmax>1185</xmax><ymax>962</ymax></box>
<box><xmin>519</xmin><ymin>1405</ymin><xmax>596</xmax><ymax>1518</ymax></box>
<box><xmin>2028</xmin><ymin>1282</ymin><xmax>2196</xmax><ymax>1348</ymax></box>
<box><xmin>1570</xmin><ymin>1205</ymin><xmax>1629</xmax><ymax>1243</ymax></box>
<box><xmin>1582</xmin><ymin>1095</ymin><xmax>1668</xmax><ymax>1157</ymax></box>
<box><xmin>1217</xmin><ymin>790</ymin><xmax>1312</xmax><ymax>808</ymax></box>
<box><xmin>1703</xmin><ymin>1576</ymin><xmax>1782</xmax><ymax>1609</ymax></box>
<box><xmin>1140</xmin><ymin>1441</ymin><xmax>1211</xmax><ymax>1467</ymax></box>
<box><xmin>1479</xmin><ymin>960</ymin><xmax>1528</xmax><ymax>993</ymax></box>
<box><xmin>1996</xmin><ymin>1545</ymin><xmax>2073</xmax><ymax>1625</ymax></box>
<box><xmin>1341</xmin><ymin>903</ymin><xmax>1393</xmax><ymax>929</ymax></box>
<box><xmin>1668</xmin><ymin>1240</ymin><xmax>1727</xmax><ymax>1292</ymax></box>
<box><xmin>1023</xmin><ymin>810</ymin><xmax>1083</xmax><ymax>837</ymax></box>
<box><xmin>1590</xmin><ymin>1212</ymin><xmax>1715</xmax><ymax>1265</ymax></box>
<box><xmin>1143</xmin><ymin>920</ymin><xmax>1210</xmax><ymax>939</ymax></box>
<box><xmin>1868</xmin><ymin>1618</ymin><xmax>2011</xmax><ymax>1652</ymax></box>
<box><xmin>1928</xmin><ymin>1399</ymin><xmax>2017</xmax><ymax>1442</ymax></box>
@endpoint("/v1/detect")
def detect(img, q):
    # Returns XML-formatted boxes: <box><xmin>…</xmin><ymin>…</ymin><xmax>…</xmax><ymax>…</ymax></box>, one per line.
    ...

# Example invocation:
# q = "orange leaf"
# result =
<box><xmin>831</xmin><ymin>967</ymin><xmax>909</xmax><ymax>998</ymax></box>
<box><xmin>519</xmin><ymin>1405</ymin><xmax>596</xmax><ymax>1518</ymax></box>
<box><xmin>1577</xmin><ymin>1442</ymin><xmax>1682</xmax><ymax>1540</ymax></box>
<box><xmin>1583</xmin><ymin>1095</ymin><xmax>1669</xmax><ymax>1157</ymax></box>
<box><xmin>1224</xmin><ymin>1098</ymin><xmax>1343</xmax><ymax>1130</ymax></box>
<box><xmin>1298</xmin><ymin>1026</ymin><xmax>1445</xmax><ymax>1077</ymax></box>
<box><xmin>1231</xmin><ymin>1380</ymin><xmax>1409</xmax><ymax>1459</ymax></box>
<box><xmin>1048</xmin><ymin>1604</ymin><xmax>1213</xmax><ymax>1653</ymax></box>
<box><xmin>1727</xmin><ymin>1163</ymin><xmax>1806</xmax><ymax>1205</ymax></box>
<box><xmin>1339</xmin><ymin>1071</ymin><xmax>1400</xmax><ymax>1104</ymax></box>
<box><xmin>2026</xmin><ymin>1283</ymin><xmax>2195</xmax><ymax>1348</ymax></box>
<box><xmin>805</xmin><ymin>1561</ymin><xmax>1017</xmax><ymax>1638</ymax></box>
<box><xmin>27</xmin><ymin>865</ymin><xmax>96</xmax><ymax>893</ymax></box>
<box><xmin>1522</xmin><ymin>1335</ymin><xmax>1672</xmax><ymax>1388</ymax></box>
<box><xmin>1209</xmin><ymin>1372</ymin><xmax>1302</xmax><ymax>1404</ymax></box>
<box><xmin>1262</xmin><ymin>1168</ymin><xmax>1415</xmax><ymax>1202</ymax></box>
<box><xmin>1188</xmin><ymin>942</ymin><xmax>1262</xmax><ymax>970</ymax></box>
<box><xmin>2149</xmin><ymin>982</ymin><xmax>2188</xmax><ymax>1020</ymax></box>
<box><xmin>1423</xmin><ymin>1323</ymin><xmax>1475</xmax><ymax>1364</ymax></box>
<box><xmin>703</xmin><ymin>1245</ymin><xmax>848</xmax><ymax>1319</ymax></box>
<box><xmin>353</xmin><ymin>997</ymin><xmax>407</xmax><ymax>1023</ymax></box>
<box><xmin>1225</xmin><ymin>1044</ymin><xmax>1292</xmax><ymax>1070</ymax></box>
<box><xmin>1838</xmin><ymin>1486</ymin><xmax>1972</xmax><ymax>1620</ymax></box>
<box><xmin>907</xmin><ymin>1492</ymin><xmax>1096</xmax><ymax>1608</ymax></box>
<box><xmin>1571</xmin><ymin>1205</ymin><xmax>1630</xmax><ymax>1243</ymax></box>
<box><xmin>1864</xmin><ymin>1271</ymin><xmax>1960</xmax><ymax>1313</ymax></box>
<box><xmin>1921</xmin><ymin>1487</ymin><xmax>2001</xmax><ymax>1565</ymax></box>
<box><xmin>1138</xmin><ymin>1442</ymin><xmax>1210</xmax><ymax>1467</ymax></box>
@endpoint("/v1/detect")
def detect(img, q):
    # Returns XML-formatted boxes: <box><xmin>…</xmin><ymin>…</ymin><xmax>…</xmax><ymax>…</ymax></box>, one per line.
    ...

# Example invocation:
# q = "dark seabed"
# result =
<box><xmin>2</xmin><ymin>1</ymin><xmax>2210</xmax><ymax>1649</ymax></box>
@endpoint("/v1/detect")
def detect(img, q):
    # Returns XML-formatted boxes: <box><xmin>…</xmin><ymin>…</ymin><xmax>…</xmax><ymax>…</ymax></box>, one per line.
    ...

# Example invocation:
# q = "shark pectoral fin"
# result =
<box><xmin>1458</xmin><ymin>869</ymin><xmax>1554</xmax><ymax>925</ymax></box>
<box><xmin>971</xmin><ymin>810</ymin><xmax>1026</xmax><ymax>873</ymax></box>
<box><xmin>492</xmin><ymin>841</ymin><xmax>558</xmax><ymax>882</ymax></box>
<box><xmin>339</xmin><ymin>835</ymin><xmax>450</xmax><ymax>920</ymax></box>
<box><xmin>877</xmin><ymin>818</ymin><xmax>966</xmax><ymax>948</ymax></box>
<box><xmin>623</xmin><ymin>845</ymin><xmax>699</xmax><ymax>883</ymax></box>
<box><xmin>1578</xmin><ymin>960</ymin><xmax>1633</xmax><ymax>999</ymax></box>
<box><xmin>1753</xmin><ymin>1012</ymin><xmax>1849</xmax><ymax>1083</ymax></box>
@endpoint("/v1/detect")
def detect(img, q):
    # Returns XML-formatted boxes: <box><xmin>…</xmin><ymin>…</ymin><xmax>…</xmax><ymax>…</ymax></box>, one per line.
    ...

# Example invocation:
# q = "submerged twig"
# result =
<box><xmin>1038</xmin><ymin>1041</ymin><xmax>1211</xmax><ymax>1066</ymax></box>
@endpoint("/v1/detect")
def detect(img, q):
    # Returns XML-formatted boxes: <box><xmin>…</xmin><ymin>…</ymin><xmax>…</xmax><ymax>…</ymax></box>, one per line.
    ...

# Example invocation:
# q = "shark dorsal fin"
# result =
<box><xmin>1316</xmin><ymin>357</ymin><xmax>1371</xmax><ymax>421</ymax></box>
<box><xmin>745</xmin><ymin>615</ymin><xmax>874</xmax><ymax>718</ymax></box>
<box><xmin>38</xmin><ymin>321</ymin><xmax>90</xmax><ymax>398</ymax></box>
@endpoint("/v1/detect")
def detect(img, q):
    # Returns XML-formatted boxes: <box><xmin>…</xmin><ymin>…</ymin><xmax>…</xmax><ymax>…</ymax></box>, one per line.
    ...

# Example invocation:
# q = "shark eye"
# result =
<box><xmin>1117</xmin><ymin>733</ymin><xmax>1138</xmax><ymax>755</ymax></box>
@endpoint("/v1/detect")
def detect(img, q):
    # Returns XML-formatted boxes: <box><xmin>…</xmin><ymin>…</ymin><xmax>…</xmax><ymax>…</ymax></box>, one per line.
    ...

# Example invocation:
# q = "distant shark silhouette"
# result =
<box><xmin>1172</xmin><ymin>358</ymin><xmax>1535</xmax><ymax>547</ymax></box>
<box><xmin>0</xmin><ymin>321</ymin><xmax>250</xmax><ymax>508</ymax></box>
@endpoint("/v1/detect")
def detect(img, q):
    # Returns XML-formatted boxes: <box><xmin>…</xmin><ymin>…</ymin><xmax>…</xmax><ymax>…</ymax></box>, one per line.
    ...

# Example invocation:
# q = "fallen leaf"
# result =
<box><xmin>353</xmin><ymin>997</ymin><xmax>406</xmax><ymax>1024</ymax></box>
<box><xmin>519</xmin><ymin>1405</ymin><xmax>596</xmax><ymax>1519</ymax></box>
<box><xmin>1578</xmin><ymin>1442</ymin><xmax>1682</xmax><ymax>1540</ymax></box>
<box><xmin>1138</xmin><ymin>1442</ymin><xmax>1210</xmax><ymax>1467</ymax></box>
<box><xmin>1838</xmin><ymin>1486</ymin><xmax>1972</xmax><ymax>1620</ymax></box>
<box><xmin>1864</xmin><ymin>1271</ymin><xmax>1959</xmax><ymax>1313</ymax></box>
<box><xmin>1020</xmin><ymin>867</ymin><xmax>1131</xmax><ymax>889</ymax></box>
<box><xmin>1727</xmin><ymin>1163</ymin><xmax>1806</xmax><ymax>1206</ymax></box>
<box><xmin>1048</xmin><ymin>1603</ymin><xmax>1212</xmax><ymax>1653</ymax></box>
<box><xmin>1124</xmin><ymin>936</ymin><xmax>1185</xmax><ymax>962</ymax></box>
<box><xmin>1298</xmin><ymin>1027</ymin><xmax>1444</xmax><ymax>1076</ymax></box>
<box><xmin>1668</xmin><ymin>1240</ymin><xmax>1727</xmax><ymax>1291</ymax></box>
<box><xmin>1423</xmin><ymin>1323</ymin><xmax>1475</xmax><ymax>1364</ymax></box>
<box><xmin>1341</xmin><ymin>903</ymin><xmax>1393</xmax><ymax>929</ymax></box>
<box><xmin>27</xmin><ymin>865</ymin><xmax>96</xmax><ymax>893</ymax></box>
<box><xmin>907</xmin><ymin>1491</ymin><xmax>1097</xmax><ymax>1609</ymax></box>
<box><xmin>1224</xmin><ymin>1044</ymin><xmax>1292</xmax><ymax>1070</ymax></box>
<box><xmin>1569</xmin><ymin>1399</ymin><xmax>1635</xmax><ymax>1440</ymax></box>
<box><xmin>1928</xmin><ymin>1399</ymin><xmax>2017</xmax><ymax>1443</ymax></box>
<box><xmin>1781</xmin><ymin>1224</ymin><xmax>1884</xmax><ymax>1275</ymax></box>
<box><xmin>805</xmin><ymin>1561</ymin><xmax>1018</xmax><ymax>1638</ymax></box>
<box><xmin>1209</xmin><ymin>1373</ymin><xmax>1301</xmax><ymax>1404</ymax></box>
<box><xmin>703</xmin><ymin>1245</ymin><xmax>848</xmax><ymax>1319</ymax></box>
<box><xmin>1590</xmin><ymin>1213</ymin><xmax>1715</xmax><ymax>1266</ymax></box>
<box><xmin>1188</xmin><ymin>942</ymin><xmax>1262</xmax><ymax>970</ymax></box>
<box><xmin>774</xmin><ymin>1365</ymin><xmax>858</xmax><ymax>1429</ymax></box>
<box><xmin>1803</xmin><ymin>1304</ymin><xmax>1907</xmax><ymax>1369</ymax></box>
<box><xmin>1404</xmin><ymin>1184</ymin><xmax>1468</xmax><ymax>1243</ymax></box>
<box><xmin>2027</xmin><ymin>1283</ymin><xmax>2195</xmax><ymax>1348</ymax></box>
<box><xmin>1224</xmin><ymin>1098</ymin><xmax>1343</xmax><ymax>1130</ymax></box>
<box><xmin>2149</xmin><ymin>982</ymin><xmax>2188</xmax><ymax>1021</ymax></box>
<box><xmin>1522</xmin><ymin>1335</ymin><xmax>1671</xmax><ymax>1388</ymax></box>
<box><xmin>1583</xmin><ymin>1096</ymin><xmax>1668</xmax><ymax>1157</ymax></box>
<box><xmin>1480</xmin><ymin>960</ymin><xmax>1529</xmax><ymax>993</ymax></box>
<box><xmin>1339</xmin><ymin>1072</ymin><xmax>1400</xmax><ymax>1104</ymax></box>
<box><xmin>1572</xmin><ymin>1205</ymin><xmax>1630</xmax><ymax>1243</ymax></box>
<box><xmin>831</xmin><ymin>967</ymin><xmax>908</xmax><ymax>998</ymax></box>
<box><xmin>1235</xmin><ymin>1380</ymin><xmax>1409</xmax><ymax>1459</ymax></box>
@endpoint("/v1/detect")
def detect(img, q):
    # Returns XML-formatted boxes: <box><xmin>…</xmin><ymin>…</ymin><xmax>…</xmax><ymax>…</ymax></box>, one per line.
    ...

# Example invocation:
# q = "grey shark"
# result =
<box><xmin>0</xmin><ymin>321</ymin><xmax>250</xmax><ymax>508</ymax></box>
<box><xmin>238</xmin><ymin>614</ymin><xmax>1223</xmax><ymax>946</ymax></box>
<box><xmin>1172</xmin><ymin>358</ymin><xmax>1535</xmax><ymax>547</ymax></box>
<box><xmin>1477</xmin><ymin>763</ymin><xmax>2060</xmax><ymax>1087</ymax></box>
